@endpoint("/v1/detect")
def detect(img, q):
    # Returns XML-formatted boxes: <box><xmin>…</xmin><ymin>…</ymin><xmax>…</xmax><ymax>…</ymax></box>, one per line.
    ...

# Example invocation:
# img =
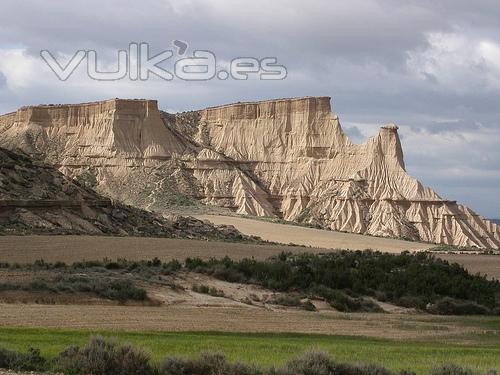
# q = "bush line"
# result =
<box><xmin>0</xmin><ymin>336</ymin><xmax>496</xmax><ymax>375</ymax></box>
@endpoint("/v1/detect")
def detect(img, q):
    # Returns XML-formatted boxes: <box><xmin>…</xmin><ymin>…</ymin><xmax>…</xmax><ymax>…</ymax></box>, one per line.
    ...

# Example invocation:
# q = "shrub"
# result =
<box><xmin>269</xmin><ymin>351</ymin><xmax>336</xmax><ymax>375</ymax></box>
<box><xmin>162</xmin><ymin>259</ymin><xmax>182</xmax><ymax>273</ymax></box>
<box><xmin>55</xmin><ymin>275</ymin><xmax>147</xmax><ymax>302</ymax></box>
<box><xmin>54</xmin><ymin>336</ymin><xmax>153</xmax><ymax>375</ymax></box>
<box><xmin>269</xmin><ymin>294</ymin><xmax>316</xmax><ymax>311</ymax></box>
<box><xmin>192</xmin><ymin>284</ymin><xmax>210</xmax><ymax>294</ymax></box>
<box><xmin>105</xmin><ymin>261</ymin><xmax>122</xmax><ymax>270</ymax></box>
<box><xmin>427</xmin><ymin>298</ymin><xmax>491</xmax><ymax>315</ymax></box>
<box><xmin>186</xmin><ymin>251</ymin><xmax>500</xmax><ymax>314</ymax></box>
<box><xmin>311</xmin><ymin>286</ymin><xmax>383</xmax><ymax>313</ymax></box>
<box><xmin>0</xmin><ymin>347</ymin><xmax>46</xmax><ymax>372</ymax></box>
<box><xmin>430</xmin><ymin>364</ymin><xmax>480</xmax><ymax>375</ymax></box>
<box><xmin>0</xmin><ymin>342</ymin><xmax>496</xmax><ymax>375</ymax></box>
<box><xmin>26</xmin><ymin>279</ymin><xmax>53</xmax><ymax>291</ymax></box>
<box><xmin>271</xmin><ymin>294</ymin><xmax>302</xmax><ymax>307</ymax></box>
<box><xmin>208</xmin><ymin>287</ymin><xmax>225</xmax><ymax>297</ymax></box>
<box><xmin>192</xmin><ymin>284</ymin><xmax>224</xmax><ymax>297</ymax></box>
<box><xmin>0</xmin><ymin>283</ymin><xmax>20</xmax><ymax>292</ymax></box>
<box><xmin>397</xmin><ymin>296</ymin><xmax>427</xmax><ymax>310</ymax></box>
<box><xmin>270</xmin><ymin>351</ymin><xmax>396</xmax><ymax>375</ymax></box>
<box><xmin>301</xmin><ymin>300</ymin><xmax>317</xmax><ymax>311</ymax></box>
<box><xmin>159</xmin><ymin>352</ymin><xmax>259</xmax><ymax>375</ymax></box>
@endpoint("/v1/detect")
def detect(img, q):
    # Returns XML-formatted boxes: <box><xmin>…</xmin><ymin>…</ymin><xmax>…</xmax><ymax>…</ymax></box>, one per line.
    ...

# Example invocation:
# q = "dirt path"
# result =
<box><xmin>196</xmin><ymin>215</ymin><xmax>434</xmax><ymax>252</ymax></box>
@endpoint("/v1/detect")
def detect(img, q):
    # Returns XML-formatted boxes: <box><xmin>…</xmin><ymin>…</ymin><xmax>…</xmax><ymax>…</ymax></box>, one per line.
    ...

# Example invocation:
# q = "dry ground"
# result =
<box><xmin>0</xmin><ymin>235</ymin><xmax>498</xmax><ymax>279</ymax></box>
<box><xmin>0</xmin><ymin>236</ymin><xmax>309</xmax><ymax>264</ymax></box>
<box><xmin>438</xmin><ymin>253</ymin><xmax>500</xmax><ymax>279</ymax></box>
<box><xmin>0</xmin><ymin>303</ymin><xmax>496</xmax><ymax>344</ymax></box>
<box><xmin>196</xmin><ymin>215</ymin><xmax>433</xmax><ymax>252</ymax></box>
<box><xmin>0</xmin><ymin>266</ymin><xmax>497</xmax><ymax>345</ymax></box>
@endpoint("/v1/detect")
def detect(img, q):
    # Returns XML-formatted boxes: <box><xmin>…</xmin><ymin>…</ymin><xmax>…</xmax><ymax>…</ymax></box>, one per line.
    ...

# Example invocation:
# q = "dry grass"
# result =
<box><xmin>0</xmin><ymin>303</ymin><xmax>496</xmax><ymax>344</ymax></box>
<box><xmin>438</xmin><ymin>253</ymin><xmax>500</xmax><ymax>280</ymax></box>
<box><xmin>196</xmin><ymin>215</ymin><xmax>434</xmax><ymax>252</ymax></box>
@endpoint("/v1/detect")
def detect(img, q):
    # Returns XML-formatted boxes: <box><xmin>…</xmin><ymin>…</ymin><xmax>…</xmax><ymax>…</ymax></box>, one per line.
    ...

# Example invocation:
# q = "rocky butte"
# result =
<box><xmin>0</xmin><ymin>97</ymin><xmax>498</xmax><ymax>249</ymax></box>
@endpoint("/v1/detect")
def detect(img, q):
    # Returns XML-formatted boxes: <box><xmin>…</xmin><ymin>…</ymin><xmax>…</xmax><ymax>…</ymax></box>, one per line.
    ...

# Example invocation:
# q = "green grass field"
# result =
<box><xmin>0</xmin><ymin>327</ymin><xmax>499</xmax><ymax>373</ymax></box>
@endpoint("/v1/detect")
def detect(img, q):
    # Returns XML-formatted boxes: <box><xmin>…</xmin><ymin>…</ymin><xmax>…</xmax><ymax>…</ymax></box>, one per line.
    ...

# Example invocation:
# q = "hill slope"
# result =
<box><xmin>0</xmin><ymin>147</ymin><xmax>252</xmax><ymax>241</ymax></box>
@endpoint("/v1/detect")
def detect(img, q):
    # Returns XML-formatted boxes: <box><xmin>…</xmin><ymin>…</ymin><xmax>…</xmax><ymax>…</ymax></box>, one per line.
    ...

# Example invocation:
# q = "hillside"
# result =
<box><xmin>0</xmin><ymin>97</ymin><xmax>498</xmax><ymax>248</ymax></box>
<box><xmin>0</xmin><ymin>147</ymin><xmax>253</xmax><ymax>241</ymax></box>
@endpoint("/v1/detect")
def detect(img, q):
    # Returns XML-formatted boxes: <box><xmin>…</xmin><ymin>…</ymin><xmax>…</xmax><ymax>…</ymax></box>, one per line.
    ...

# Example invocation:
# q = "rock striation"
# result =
<box><xmin>0</xmin><ymin>97</ymin><xmax>498</xmax><ymax>249</ymax></box>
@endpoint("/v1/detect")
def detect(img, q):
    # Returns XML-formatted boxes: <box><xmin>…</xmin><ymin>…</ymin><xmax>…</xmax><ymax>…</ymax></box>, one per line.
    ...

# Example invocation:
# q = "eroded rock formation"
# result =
<box><xmin>0</xmin><ymin>97</ymin><xmax>498</xmax><ymax>249</ymax></box>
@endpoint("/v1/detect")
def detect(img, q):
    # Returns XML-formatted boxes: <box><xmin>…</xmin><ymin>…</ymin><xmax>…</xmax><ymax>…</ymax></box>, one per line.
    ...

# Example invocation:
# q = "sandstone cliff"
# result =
<box><xmin>0</xmin><ymin>97</ymin><xmax>498</xmax><ymax>249</ymax></box>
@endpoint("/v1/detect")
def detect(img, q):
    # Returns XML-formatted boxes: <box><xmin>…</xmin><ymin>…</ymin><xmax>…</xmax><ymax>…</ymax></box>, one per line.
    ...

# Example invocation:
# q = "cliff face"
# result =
<box><xmin>1</xmin><ymin>97</ymin><xmax>498</xmax><ymax>249</ymax></box>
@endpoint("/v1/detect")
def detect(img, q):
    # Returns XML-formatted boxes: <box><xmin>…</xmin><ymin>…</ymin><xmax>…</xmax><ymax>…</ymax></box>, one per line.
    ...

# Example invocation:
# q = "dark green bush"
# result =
<box><xmin>187</xmin><ymin>251</ymin><xmax>500</xmax><ymax>314</ymax></box>
<box><xmin>427</xmin><ymin>298</ymin><xmax>491</xmax><ymax>315</ymax></box>
<box><xmin>311</xmin><ymin>286</ymin><xmax>382</xmax><ymax>313</ymax></box>
<box><xmin>4</xmin><ymin>252</ymin><xmax>499</xmax><ymax>314</ymax></box>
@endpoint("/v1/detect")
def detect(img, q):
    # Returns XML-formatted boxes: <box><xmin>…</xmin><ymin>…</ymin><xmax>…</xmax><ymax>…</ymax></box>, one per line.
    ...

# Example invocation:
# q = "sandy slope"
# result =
<box><xmin>196</xmin><ymin>215</ymin><xmax>433</xmax><ymax>252</ymax></box>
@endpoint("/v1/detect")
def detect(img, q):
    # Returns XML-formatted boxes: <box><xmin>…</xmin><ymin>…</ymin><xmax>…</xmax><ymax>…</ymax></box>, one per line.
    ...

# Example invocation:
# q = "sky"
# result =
<box><xmin>0</xmin><ymin>0</ymin><xmax>499</xmax><ymax>218</ymax></box>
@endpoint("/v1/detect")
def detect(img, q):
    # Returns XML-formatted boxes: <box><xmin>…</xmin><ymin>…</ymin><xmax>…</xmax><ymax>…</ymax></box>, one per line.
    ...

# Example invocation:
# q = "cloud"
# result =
<box><xmin>406</xmin><ymin>32</ymin><xmax>500</xmax><ymax>93</ymax></box>
<box><xmin>0</xmin><ymin>71</ymin><xmax>6</xmax><ymax>88</ymax></box>
<box><xmin>0</xmin><ymin>0</ymin><xmax>499</xmax><ymax>217</ymax></box>
<box><xmin>343</xmin><ymin>125</ymin><xmax>366</xmax><ymax>144</ymax></box>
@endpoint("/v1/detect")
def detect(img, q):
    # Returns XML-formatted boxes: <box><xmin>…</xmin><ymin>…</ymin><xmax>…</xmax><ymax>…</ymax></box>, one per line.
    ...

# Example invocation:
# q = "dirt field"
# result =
<box><xmin>0</xmin><ymin>235</ymin><xmax>498</xmax><ymax>279</ymax></box>
<box><xmin>0</xmin><ymin>236</ymin><xmax>311</xmax><ymax>264</ymax></box>
<box><xmin>196</xmin><ymin>215</ymin><xmax>434</xmax><ymax>252</ymax></box>
<box><xmin>438</xmin><ymin>253</ymin><xmax>500</xmax><ymax>280</ymax></box>
<box><xmin>0</xmin><ymin>303</ymin><xmax>496</xmax><ymax>344</ymax></box>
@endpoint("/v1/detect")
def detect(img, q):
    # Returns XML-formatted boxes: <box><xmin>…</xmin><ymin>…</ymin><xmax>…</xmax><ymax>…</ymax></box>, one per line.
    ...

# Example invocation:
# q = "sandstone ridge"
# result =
<box><xmin>0</xmin><ymin>97</ymin><xmax>498</xmax><ymax>249</ymax></box>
